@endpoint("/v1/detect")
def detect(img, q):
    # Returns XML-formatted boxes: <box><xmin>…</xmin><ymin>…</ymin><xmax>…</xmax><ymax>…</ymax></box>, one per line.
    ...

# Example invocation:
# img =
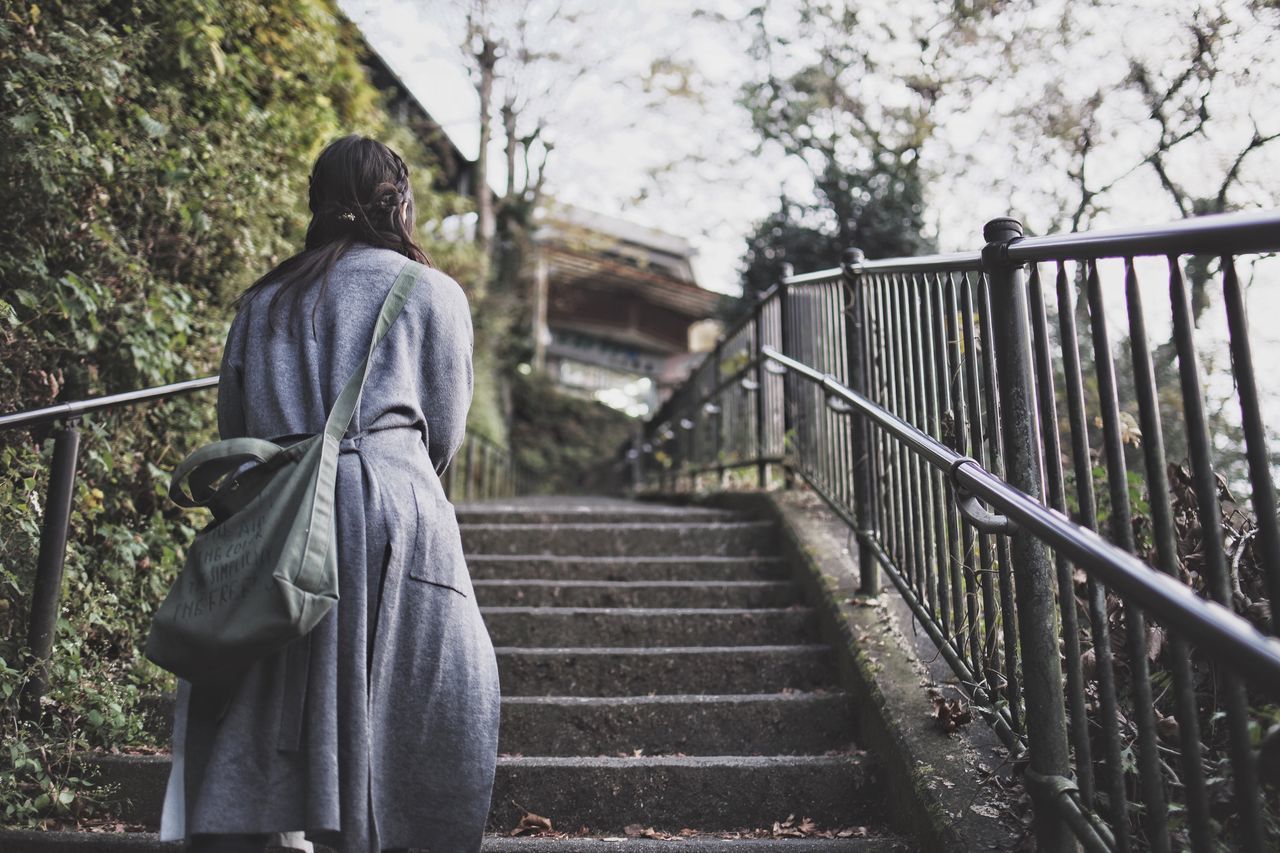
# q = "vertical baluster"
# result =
<box><xmin>926</xmin><ymin>268</ymin><xmax>957</xmax><ymax>635</ymax></box>
<box><xmin>794</xmin><ymin>289</ymin><xmax>809</xmax><ymax>480</ymax></box>
<box><xmin>1088</xmin><ymin>260</ymin><xmax>1168</xmax><ymax>850</ymax></box>
<box><xmin>890</xmin><ymin>273</ymin><xmax>919</xmax><ymax>594</ymax></box>
<box><xmin>817</xmin><ymin>284</ymin><xmax>832</xmax><ymax>492</ymax></box>
<box><xmin>1221</xmin><ymin>257</ymin><xmax>1280</xmax><ymax>631</ymax></box>
<box><xmin>877</xmin><ymin>272</ymin><xmax>897</xmax><ymax>577</ymax></box>
<box><xmin>754</xmin><ymin>300</ymin><xmax>767</xmax><ymax>487</ymax></box>
<box><xmin>718</xmin><ymin>343</ymin><xmax>728</xmax><ymax>485</ymax></box>
<box><xmin>1175</xmin><ymin>257</ymin><xmax>1266</xmax><ymax>852</ymax></box>
<box><xmin>960</xmin><ymin>272</ymin><xmax>999</xmax><ymax>692</ymax></box>
<box><xmin>923</xmin><ymin>273</ymin><xmax>952</xmax><ymax>631</ymax></box>
<box><xmin>779</xmin><ymin>281</ymin><xmax>794</xmax><ymax>486</ymax></box>
<box><xmin>880</xmin><ymin>273</ymin><xmax>906</xmax><ymax>575</ymax></box>
<box><xmin>831</xmin><ymin>279</ymin><xmax>851</xmax><ymax>508</ymax></box>
<box><xmin>982</xmin><ymin>219</ymin><xmax>1073</xmax><ymax>853</ymax></box>
<box><xmin>1028</xmin><ymin>264</ymin><xmax>1095</xmax><ymax>805</ymax></box>
<box><xmin>463</xmin><ymin>440</ymin><xmax>474</xmax><ymax>502</ymax></box>
<box><xmin>23</xmin><ymin>420</ymin><xmax>82</xmax><ymax>717</ymax></box>
<box><xmin>1057</xmin><ymin>261</ymin><xmax>1130</xmax><ymax>851</ymax></box>
<box><xmin>1129</xmin><ymin>258</ymin><xmax>1213</xmax><ymax>853</ymax></box>
<box><xmin>942</xmin><ymin>272</ymin><xmax>975</xmax><ymax>664</ymax></box>
<box><xmin>772</xmin><ymin>292</ymin><xmax>781</xmax><ymax>467</ymax></box>
<box><xmin>845</xmin><ymin>253</ymin><xmax>877</xmax><ymax>593</ymax></box>
<box><xmin>866</xmin><ymin>273</ymin><xmax>890</xmax><ymax>577</ymax></box>
<box><xmin>907</xmin><ymin>273</ymin><xmax>939</xmax><ymax>617</ymax></box>
<box><xmin>977</xmin><ymin>270</ymin><xmax>1022</xmax><ymax>733</ymax></box>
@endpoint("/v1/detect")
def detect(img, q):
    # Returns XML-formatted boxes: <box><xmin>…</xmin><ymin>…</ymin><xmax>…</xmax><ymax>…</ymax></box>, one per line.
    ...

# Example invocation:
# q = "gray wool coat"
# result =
<box><xmin>158</xmin><ymin>244</ymin><xmax>501</xmax><ymax>853</ymax></box>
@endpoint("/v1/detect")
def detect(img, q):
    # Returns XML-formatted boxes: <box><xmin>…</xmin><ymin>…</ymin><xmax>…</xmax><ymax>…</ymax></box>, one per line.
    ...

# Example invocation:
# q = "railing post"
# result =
<box><xmin>629</xmin><ymin>428</ymin><xmax>642</xmax><ymax>496</ymax></box>
<box><xmin>22</xmin><ymin>419</ymin><xmax>81</xmax><ymax>718</ymax></box>
<box><xmin>463</xmin><ymin>440</ymin><xmax>474</xmax><ymax>502</ymax></box>
<box><xmin>713</xmin><ymin>337</ymin><xmax>725</xmax><ymax>488</ymax></box>
<box><xmin>982</xmin><ymin>218</ymin><xmax>1076</xmax><ymax>853</ymax></box>
<box><xmin>484</xmin><ymin>442</ymin><xmax>493</xmax><ymax>499</ymax></box>
<box><xmin>778</xmin><ymin>271</ymin><xmax>794</xmax><ymax>489</ymax></box>
<box><xmin>842</xmin><ymin>249</ymin><xmax>878</xmax><ymax>596</ymax></box>
<box><xmin>753</xmin><ymin>294</ymin><xmax>768</xmax><ymax>489</ymax></box>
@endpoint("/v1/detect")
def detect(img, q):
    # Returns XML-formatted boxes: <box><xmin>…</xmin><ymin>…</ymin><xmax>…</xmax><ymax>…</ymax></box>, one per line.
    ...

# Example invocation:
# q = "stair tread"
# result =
<box><xmin>468</xmin><ymin>555</ymin><xmax>786</xmax><ymax>563</ymax></box>
<box><xmin>473</xmin><ymin>579</ymin><xmax>794</xmax><ymax>587</ymax></box>
<box><xmin>496</xmin><ymin>754</ymin><xmax>862</xmax><ymax>766</ymax></box>
<box><xmin>482</xmin><ymin>605</ymin><xmax>812</xmax><ymax>614</ymax></box>
<box><xmin>463</xmin><ymin>517</ymin><xmax>773</xmax><ymax>525</ymax></box>
<box><xmin>86</xmin><ymin>751</ymin><xmax>865</xmax><ymax>765</ymax></box>
<box><xmin>496</xmin><ymin>643</ymin><xmax>831</xmax><ymax>653</ymax></box>
<box><xmin>502</xmin><ymin>691</ymin><xmax>847</xmax><ymax>703</ymax></box>
<box><xmin>0</xmin><ymin>829</ymin><xmax>912</xmax><ymax>852</ymax></box>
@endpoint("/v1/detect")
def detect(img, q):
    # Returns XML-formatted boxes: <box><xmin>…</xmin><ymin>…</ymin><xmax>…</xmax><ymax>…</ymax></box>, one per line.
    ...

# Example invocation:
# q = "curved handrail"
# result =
<box><xmin>0</xmin><ymin>376</ymin><xmax>219</xmax><ymax>432</ymax></box>
<box><xmin>776</xmin><ymin>209</ymin><xmax>1280</xmax><ymax>285</ymax></box>
<box><xmin>761</xmin><ymin>345</ymin><xmax>1280</xmax><ymax>689</ymax></box>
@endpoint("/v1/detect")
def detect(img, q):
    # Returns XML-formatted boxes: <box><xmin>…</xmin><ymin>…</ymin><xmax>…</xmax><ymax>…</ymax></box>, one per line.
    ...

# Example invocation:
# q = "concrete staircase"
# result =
<box><xmin>1</xmin><ymin>497</ymin><xmax>910</xmax><ymax>852</ymax></box>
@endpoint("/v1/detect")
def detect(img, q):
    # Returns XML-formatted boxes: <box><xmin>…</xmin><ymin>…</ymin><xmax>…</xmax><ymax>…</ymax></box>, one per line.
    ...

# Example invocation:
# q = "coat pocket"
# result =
<box><xmin>406</xmin><ymin>481</ymin><xmax>470</xmax><ymax>596</ymax></box>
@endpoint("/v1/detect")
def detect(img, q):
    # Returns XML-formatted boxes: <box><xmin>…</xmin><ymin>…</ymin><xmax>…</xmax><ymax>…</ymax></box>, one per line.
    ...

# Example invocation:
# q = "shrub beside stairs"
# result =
<box><xmin>0</xmin><ymin>497</ymin><xmax>913</xmax><ymax>852</ymax></box>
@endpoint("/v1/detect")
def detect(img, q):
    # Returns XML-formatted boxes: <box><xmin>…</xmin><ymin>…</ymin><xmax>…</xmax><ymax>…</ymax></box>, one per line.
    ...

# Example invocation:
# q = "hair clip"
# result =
<box><xmin>339</xmin><ymin>211</ymin><xmax>356</xmax><ymax>221</ymax></box>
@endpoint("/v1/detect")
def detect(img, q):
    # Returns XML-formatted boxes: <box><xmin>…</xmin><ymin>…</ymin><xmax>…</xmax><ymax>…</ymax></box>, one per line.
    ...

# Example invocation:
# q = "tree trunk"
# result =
<box><xmin>475</xmin><ymin>36</ymin><xmax>497</xmax><ymax>253</ymax></box>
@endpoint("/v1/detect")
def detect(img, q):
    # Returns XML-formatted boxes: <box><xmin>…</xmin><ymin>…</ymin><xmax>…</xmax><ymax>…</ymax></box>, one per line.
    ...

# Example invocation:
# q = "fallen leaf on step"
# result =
<box><xmin>625</xmin><ymin>823</ymin><xmax>670</xmax><ymax>839</ymax></box>
<box><xmin>509</xmin><ymin>804</ymin><xmax>553</xmax><ymax>836</ymax></box>
<box><xmin>929</xmin><ymin>691</ymin><xmax>972</xmax><ymax>734</ymax></box>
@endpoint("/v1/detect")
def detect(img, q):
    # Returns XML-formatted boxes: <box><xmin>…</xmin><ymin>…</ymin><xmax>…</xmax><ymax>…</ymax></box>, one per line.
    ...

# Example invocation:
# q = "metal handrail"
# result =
<box><xmin>630</xmin><ymin>208</ymin><xmax>1280</xmax><ymax>852</ymax></box>
<box><xmin>774</xmin><ymin>209</ymin><xmax>1280</xmax><ymax>285</ymax></box>
<box><xmin>762</xmin><ymin>345</ymin><xmax>1280</xmax><ymax>689</ymax></box>
<box><xmin>5</xmin><ymin>371</ymin><xmax>517</xmax><ymax>716</ymax></box>
<box><xmin>0</xmin><ymin>376</ymin><xmax>219</xmax><ymax>431</ymax></box>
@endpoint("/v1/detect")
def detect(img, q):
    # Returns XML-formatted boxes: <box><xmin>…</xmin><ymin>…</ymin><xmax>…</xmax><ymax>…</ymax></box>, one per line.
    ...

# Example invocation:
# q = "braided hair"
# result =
<box><xmin>238</xmin><ymin>134</ymin><xmax>433</xmax><ymax>333</ymax></box>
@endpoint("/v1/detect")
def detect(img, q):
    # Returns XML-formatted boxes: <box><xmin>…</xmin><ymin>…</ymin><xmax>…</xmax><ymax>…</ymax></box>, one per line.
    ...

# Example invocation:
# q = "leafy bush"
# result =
<box><xmin>510</xmin><ymin>371</ymin><xmax>635</xmax><ymax>495</ymax></box>
<box><xmin>0</xmin><ymin>0</ymin><xmax>483</xmax><ymax>827</ymax></box>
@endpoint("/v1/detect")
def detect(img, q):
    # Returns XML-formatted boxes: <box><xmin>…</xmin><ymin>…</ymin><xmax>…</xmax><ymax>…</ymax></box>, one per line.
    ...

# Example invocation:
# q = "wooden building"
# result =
<box><xmin>531</xmin><ymin>205</ymin><xmax>722</xmax><ymax>418</ymax></box>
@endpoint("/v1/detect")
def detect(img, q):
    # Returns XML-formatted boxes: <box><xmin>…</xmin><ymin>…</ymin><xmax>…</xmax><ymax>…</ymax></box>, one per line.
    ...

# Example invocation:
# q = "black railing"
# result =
<box><xmin>1</xmin><ymin>375</ymin><xmax>516</xmax><ymax>714</ymax></box>
<box><xmin>627</xmin><ymin>210</ymin><xmax>1280</xmax><ymax>853</ymax></box>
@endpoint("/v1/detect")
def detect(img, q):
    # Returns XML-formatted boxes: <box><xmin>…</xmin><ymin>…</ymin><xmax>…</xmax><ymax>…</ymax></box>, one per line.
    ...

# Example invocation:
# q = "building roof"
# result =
<box><xmin>539</xmin><ymin>203</ymin><xmax>697</xmax><ymax>260</ymax></box>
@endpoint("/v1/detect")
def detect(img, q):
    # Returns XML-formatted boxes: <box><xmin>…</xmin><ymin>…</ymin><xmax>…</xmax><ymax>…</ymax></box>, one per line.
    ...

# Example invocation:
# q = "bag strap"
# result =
<box><xmin>168</xmin><ymin>260</ymin><xmax>426</xmax><ymax>510</ymax></box>
<box><xmin>322</xmin><ymin>259</ymin><xmax>427</xmax><ymax>443</ymax></box>
<box><xmin>170</xmin><ymin>438</ymin><xmax>281</xmax><ymax>508</ymax></box>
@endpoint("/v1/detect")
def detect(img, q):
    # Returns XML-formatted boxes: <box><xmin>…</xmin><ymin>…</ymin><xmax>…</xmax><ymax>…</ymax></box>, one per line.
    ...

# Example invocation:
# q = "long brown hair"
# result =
<box><xmin>238</xmin><ymin>134</ymin><xmax>433</xmax><ymax>332</ymax></box>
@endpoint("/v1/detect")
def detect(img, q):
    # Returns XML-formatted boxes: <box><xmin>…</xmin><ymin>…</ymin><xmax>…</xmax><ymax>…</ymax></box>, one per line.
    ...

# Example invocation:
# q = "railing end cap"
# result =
<box><xmin>982</xmin><ymin>217</ymin><xmax>1024</xmax><ymax>243</ymax></box>
<box><xmin>841</xmin><ymin>247</ymin><xmax>865</xmax><ymax>272</ymax></box>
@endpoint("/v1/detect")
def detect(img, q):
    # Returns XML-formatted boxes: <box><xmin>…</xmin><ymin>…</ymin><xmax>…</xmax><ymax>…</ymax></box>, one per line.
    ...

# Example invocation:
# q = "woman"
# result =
<box><xmin>158</xmin><ymin>135</ymin><xmax>501</xmax><ymax>853</ymax></box>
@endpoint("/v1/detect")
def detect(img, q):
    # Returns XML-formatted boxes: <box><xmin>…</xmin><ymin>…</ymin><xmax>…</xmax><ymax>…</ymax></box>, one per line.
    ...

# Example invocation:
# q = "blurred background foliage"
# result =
<box><xmin>0</xmin><ymin>0</ymin><xmax>495</xmax><ymax>824</ymax></box>
<box><xmin>509</xmin><ymin>369</ymin><xmax>634</xmax><ymax>496</ymax></box>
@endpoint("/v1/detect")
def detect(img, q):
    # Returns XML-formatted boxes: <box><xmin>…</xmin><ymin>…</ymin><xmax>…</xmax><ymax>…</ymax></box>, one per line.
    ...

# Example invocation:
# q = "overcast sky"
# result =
<box><xmin>338</xmin><ymin>0</ymin><xmax>1280</xmax><ymax>300</ymax></box>
<box><xmin>338</xmin><ymin>0</ymin><xmax>812</xmax><ymax>295</ymax></box>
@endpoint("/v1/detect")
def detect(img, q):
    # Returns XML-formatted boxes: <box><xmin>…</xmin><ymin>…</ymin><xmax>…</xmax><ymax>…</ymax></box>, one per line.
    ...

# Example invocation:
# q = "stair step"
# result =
<box><xmin>498</xmin><ymin>645</ymin><xmax>835</xmax><ymax>696</ymax></box>
<box><xmin>460</xmin><ymin>522</ymin><xmax>778</xmax><ymax>557</ymax></box>
<box><xmin>83</xmin><ymin>753</ymin><xmax>878</xmax><ymax>832</ymax></box>
<box><xmin>484</xmin><ymin>839</ymin><xmax>911</xmax><ymax>852</ymax></box>
<box><xmin>0</xmin><ymin>830</ymin><xmax>911</xmax><ymax>852</ymax></box>
<box><xmin>499</xmin><ymin>693</ymin><xmax>855</xmax><ymax>756</ymax></box>
<box><xmin>134</xmin><ymin>691</ymin><xmax>854</xmax><ymax>755</ymax></box>
<box><xmin>482</xmin><ymin>607</ymin><xmax>819</xmax><ymax>647</ymax></box>
<box><xmin>467</xmin><ymin>556</ymin><xmax>789</xmax><ymax>582</ymax></box>
<box><xmin>490</xmin><ymin>754</ymin><xmax>875</xmax><ymax>831</ymax></box>
<box><xmin>456</xmin><ymin>502</ymin><xmax>744</xmax><ymax>526</ymax></box>
<box><xmin>473</xmin><ymin>579</ymin><xmax>800</xmax><ymax>608</ymax></box>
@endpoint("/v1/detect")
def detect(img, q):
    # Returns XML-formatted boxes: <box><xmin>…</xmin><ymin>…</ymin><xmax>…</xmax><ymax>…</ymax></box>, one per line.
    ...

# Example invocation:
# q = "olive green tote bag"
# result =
<box><xmin>145</xmin><ymin>260</ymin><xmax>426</xmax><ymax>685</ymax></box>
